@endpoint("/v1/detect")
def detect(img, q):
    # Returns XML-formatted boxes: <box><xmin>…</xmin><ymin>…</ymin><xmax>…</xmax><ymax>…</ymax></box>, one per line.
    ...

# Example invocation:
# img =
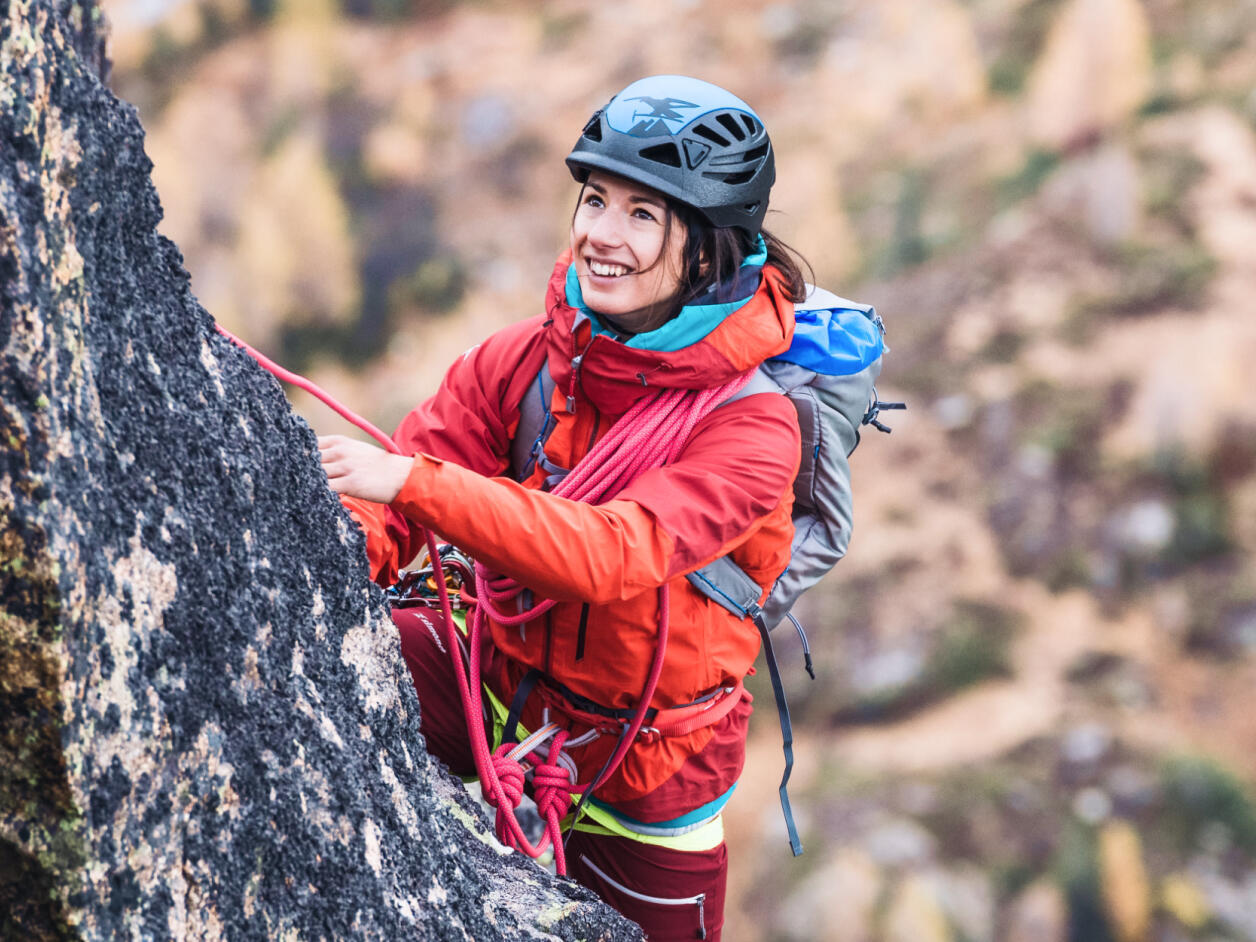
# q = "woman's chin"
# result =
<box><xmin>584</xmin><ymin>292</ymin><xmax>638</xmax><ymax>323</ymax></box>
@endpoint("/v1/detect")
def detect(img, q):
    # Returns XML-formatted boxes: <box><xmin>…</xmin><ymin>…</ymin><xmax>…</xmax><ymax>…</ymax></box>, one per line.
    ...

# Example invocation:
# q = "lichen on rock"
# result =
<box><xmin>0</xmin><ymin>2</ymin><xmax>640</xmax><ymax>939</ymax></box>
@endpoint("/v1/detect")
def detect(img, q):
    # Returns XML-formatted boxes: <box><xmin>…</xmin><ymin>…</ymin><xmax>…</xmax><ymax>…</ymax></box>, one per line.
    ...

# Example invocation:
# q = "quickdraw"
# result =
<box><xmin>387</xmin><ymin>544</ymin><xmax>476</xmax><ymax>610</ymax></box>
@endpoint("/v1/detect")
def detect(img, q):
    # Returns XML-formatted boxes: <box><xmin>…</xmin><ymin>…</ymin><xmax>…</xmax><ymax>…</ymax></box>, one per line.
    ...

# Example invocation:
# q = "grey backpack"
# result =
<box><xmin>686</xmin><ymin>285</ymin><xmax>896</xmax><ymax>638</ymax></box>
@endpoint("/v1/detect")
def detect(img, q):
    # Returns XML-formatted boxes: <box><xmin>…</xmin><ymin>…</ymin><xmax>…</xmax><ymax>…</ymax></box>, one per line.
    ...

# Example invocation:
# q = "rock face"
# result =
<box><xmin>0</xmin><ymin>3</ymin><xmax>639</xmax><ymax>939</ymax></box>
<box><xmin>1025</xmin><ymin>0</ymin><xmax>1153</xmax><ymax>149</ymax></box>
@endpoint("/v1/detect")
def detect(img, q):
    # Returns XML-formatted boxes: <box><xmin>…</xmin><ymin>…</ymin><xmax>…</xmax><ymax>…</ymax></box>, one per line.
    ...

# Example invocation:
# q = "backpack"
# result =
<box><xmin>684</xmin><ymin>286</ymin><xmax>894</xmax><ymax>636</ymax></box>
<box><xmin>509</xmin><ymin>286</ymin><xmax>900</xmax><ymax>854</ymax></box>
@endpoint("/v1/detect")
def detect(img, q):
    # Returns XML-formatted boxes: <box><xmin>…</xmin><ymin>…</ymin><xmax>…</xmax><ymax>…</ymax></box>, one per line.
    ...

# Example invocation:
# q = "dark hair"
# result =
<box><xmin>667</xmin><ymin>202</ymin><xmax>811</xmax><ymax>306</ymax></box>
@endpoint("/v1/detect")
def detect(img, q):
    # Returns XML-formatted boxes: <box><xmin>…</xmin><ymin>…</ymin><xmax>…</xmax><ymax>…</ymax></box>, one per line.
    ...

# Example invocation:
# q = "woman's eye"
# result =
<box><xmin>633</xmin><ymin>208</ymin><xmax>657</xmax><ymax>222</ymax></box>
<box><xmin>584</xmin><ymin>195</ymin><xmax>604</xmax><ymax>208</ymax></box>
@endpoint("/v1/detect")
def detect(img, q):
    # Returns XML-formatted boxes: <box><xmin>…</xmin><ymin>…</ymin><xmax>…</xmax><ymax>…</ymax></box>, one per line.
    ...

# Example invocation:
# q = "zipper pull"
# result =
<box><xmin>567</xmin><ymin>353</ymin><xmax>583</xmax><ymax>413</ymax></box>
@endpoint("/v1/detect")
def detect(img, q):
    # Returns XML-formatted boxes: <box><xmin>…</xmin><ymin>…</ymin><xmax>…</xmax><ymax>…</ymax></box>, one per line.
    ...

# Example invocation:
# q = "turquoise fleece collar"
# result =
<box><xmin>564</xmin><ymin>236</ymin><xmax>768</xmax><ymax>353</ymax></box>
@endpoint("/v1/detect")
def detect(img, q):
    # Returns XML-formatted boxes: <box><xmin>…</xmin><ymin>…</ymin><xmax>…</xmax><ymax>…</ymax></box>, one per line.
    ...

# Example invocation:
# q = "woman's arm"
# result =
<box><xmin>362</xmin><ymin>392</ymin><xmax>800</xmax><ymax>604</ymax></box>
<box><xmin>331</xmin><ymin>316</ymin><xmax>549</xmax><ymax>584</ymax></box>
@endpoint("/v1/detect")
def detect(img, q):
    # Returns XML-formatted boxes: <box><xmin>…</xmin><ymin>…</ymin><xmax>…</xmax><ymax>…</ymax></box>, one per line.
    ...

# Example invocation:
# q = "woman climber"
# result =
<box><xmin>318</xmin><ymin>74</ymin><xmax>812</xmax><ymax>941</ymax></box>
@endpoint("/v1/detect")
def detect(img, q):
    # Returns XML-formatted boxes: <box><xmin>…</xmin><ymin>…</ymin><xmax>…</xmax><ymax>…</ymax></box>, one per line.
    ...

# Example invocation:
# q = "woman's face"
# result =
<box><xmin>570</xmin><ymin>171</ymin><xmax>686</xmax><ymax>334</ymax></box>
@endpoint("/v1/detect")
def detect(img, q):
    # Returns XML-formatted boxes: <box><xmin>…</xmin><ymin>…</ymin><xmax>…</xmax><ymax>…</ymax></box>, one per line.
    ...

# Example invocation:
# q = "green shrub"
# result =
<box><xmin>986</xmin><ymin>0</ymin><xmax>1067</xmax><ymax>96</ymax></box>
<box><xmin>1160</xmin><ymin>756</ymin><xmax>1256</xmax><ymax>855</ymax></box>
<box><xmin>996</xmin><ymin>149</ymin><xmax>1060</xmax><ymax>208</ymax></box>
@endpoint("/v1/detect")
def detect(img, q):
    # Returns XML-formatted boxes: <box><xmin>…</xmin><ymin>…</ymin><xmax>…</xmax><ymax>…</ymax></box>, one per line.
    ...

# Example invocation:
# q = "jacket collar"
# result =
<box><xmin>563</xmin><ymin>237</ymin><xmax>769</xmax><ymax>353</ymax></box>
<box><xmin>543</xmin><ymin>250</ymin><xmax>795</xmax><ymax>416</ymax></box>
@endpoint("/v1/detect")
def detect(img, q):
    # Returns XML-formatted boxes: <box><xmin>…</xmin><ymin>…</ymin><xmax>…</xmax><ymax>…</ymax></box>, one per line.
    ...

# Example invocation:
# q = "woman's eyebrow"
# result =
<box><xmin>629</xmin><ymin>194</ymin><xmax>665</xmax><ymax>209</ymax></box>
<box><xmin>585</xmin><ymin>180</ymin><xmax>664</xmax><ymax>210</ymax></box>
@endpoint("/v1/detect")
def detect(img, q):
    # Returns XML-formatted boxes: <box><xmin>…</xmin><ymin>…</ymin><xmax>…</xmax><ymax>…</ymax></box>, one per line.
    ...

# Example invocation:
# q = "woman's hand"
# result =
<box><xmin>317</xmin><ymin>435</ymin><xmax>414</xmax><ymax>503</ymax></box>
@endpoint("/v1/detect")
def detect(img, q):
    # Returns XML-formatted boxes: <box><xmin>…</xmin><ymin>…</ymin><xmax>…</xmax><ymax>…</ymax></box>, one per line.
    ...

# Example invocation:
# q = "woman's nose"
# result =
<box><xmin>587</xmin><ymin>209</ymin><xmax>626</xmax><ymax>247</ymax></box>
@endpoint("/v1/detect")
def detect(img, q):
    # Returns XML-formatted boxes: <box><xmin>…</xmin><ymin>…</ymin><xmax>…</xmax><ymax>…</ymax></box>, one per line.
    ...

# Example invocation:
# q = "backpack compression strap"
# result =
<box><xmin>688</xmin><ymin>561</ymin><xmax>803</xmax><ymax>856</ymax></box>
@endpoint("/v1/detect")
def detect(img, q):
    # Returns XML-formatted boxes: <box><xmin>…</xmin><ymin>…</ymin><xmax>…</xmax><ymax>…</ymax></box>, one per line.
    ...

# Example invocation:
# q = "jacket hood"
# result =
<box><xmin>543</xmin><ymin>250</ymin><xmax>795</xmax><ymax>416</ymax></box>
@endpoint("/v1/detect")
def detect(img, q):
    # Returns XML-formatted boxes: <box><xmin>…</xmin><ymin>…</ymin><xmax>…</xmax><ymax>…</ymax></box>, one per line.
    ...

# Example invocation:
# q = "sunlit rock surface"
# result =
<box><xmin>1025</xmin><ymin>0</ymin><xmax>1153</xmax><ymax>149</ymax></box>
<box><xmin>0</xmin><ymin>3</ymin><xmax>640</xmax><ymax>939</ymax></box>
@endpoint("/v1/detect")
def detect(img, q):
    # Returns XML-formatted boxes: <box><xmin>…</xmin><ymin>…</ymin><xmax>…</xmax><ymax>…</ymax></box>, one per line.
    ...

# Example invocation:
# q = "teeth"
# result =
<box><xmin>590</xmin><ymin>260</ymin><xmax>629</xmax><ymax>277</ymax></box>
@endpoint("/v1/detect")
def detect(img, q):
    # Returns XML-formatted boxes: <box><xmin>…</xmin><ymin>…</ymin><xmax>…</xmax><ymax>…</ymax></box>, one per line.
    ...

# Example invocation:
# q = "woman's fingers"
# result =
<box><xmin>317</xmin><ymin>434</ymin><xmax>352</xmax><ymax>460</ymax></box>
<box><xmin>318</xmin><ymin>435</ymin><xmax>368</xmax><ymax>474</ymax></box>
<box><xmin>315</xmin><ymin>435</ymin><xmax>411</xmax><ymax>502</ymax></box>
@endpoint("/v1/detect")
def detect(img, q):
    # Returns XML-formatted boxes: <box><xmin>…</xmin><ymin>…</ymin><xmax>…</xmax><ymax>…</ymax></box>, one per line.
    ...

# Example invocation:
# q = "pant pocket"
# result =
<box><xmin>578</xmin><ymin>854</ymin><xmax>708</xmax><ymax>940</ymax></box>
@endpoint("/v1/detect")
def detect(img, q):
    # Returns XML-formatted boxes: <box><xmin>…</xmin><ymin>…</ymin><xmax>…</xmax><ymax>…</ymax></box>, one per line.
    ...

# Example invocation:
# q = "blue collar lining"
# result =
<box><xmin>564</xmin><ymin>236</ymin><xmax>767</xmax><ymax>353</ymax></box>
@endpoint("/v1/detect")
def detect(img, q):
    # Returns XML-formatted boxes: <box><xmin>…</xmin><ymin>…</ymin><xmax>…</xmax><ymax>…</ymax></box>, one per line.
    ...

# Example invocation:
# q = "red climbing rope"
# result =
<box><xmin>216</xmin><ymin>320</ymin><xmax>750</xmax><ymax>875</ymax></box>
<box><xmin>216</xmin><ymin>325</ymin><xmax>396</xmax><ymax>452</ymax></box>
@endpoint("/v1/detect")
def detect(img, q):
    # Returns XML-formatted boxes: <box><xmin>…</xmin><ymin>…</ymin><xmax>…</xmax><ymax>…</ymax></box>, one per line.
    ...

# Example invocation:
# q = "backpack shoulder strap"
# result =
<box><xmin>717</xmin><ymin>365</ymin><xmax>783</xmax><ymax>406</ymax></box>
<box><xmin>510</xmin><ymin>361</ymin><xmax>557</xmax><ymax>482</ymax></box>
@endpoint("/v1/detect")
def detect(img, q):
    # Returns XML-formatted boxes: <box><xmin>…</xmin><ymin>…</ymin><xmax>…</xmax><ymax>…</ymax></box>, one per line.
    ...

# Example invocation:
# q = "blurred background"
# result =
<box><xmin>99</xmin><ymin>0</ymin><xmax>1256</xmax><ymax>938</ymax></box>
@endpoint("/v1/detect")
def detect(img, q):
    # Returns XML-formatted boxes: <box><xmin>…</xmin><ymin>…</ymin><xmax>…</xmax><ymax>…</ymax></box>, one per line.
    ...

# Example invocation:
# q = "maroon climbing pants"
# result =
<box><xmin>392</xmin><ymin>606</ymin><xmax>728</xmax><ymax>941</ymax></box>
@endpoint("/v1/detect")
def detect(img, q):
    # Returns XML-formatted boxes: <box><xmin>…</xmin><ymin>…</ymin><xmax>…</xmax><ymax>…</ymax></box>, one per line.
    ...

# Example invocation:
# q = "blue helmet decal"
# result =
<box><xmin>605</xmin><ymin>75</ymin><xmax>761</xmax><ymax>138</ymax></box>
<box><xmin>618</xmin><ymin>96</ymin><xmax>700</xmax><ymax>137</ymax></box>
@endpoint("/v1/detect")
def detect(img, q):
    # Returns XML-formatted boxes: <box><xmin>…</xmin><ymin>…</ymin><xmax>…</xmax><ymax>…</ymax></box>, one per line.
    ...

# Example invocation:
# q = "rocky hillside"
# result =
<box><xmin>54</xmin><ymin>0</ymin><xmax>1256</xmax><ymax>938</ymax></box>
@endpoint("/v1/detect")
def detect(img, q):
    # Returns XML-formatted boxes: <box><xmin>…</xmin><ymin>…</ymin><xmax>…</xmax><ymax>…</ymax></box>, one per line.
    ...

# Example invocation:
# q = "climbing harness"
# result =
<box><xmin>216</xmin><ymin>321</ymin><xmax>752</xmax><ymax>876</ymax></box>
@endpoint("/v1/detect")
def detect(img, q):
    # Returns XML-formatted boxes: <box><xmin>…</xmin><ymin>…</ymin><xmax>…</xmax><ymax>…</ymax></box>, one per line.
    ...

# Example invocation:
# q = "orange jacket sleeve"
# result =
<box><xmin>386</xmin><ymin>392</ymin><xmax>799</xmax><ymax>604</ymax></box>
<box><xmin>339</xmin><ymin>316</ymin><xmax>548</xmax><ymax>585</ymax></box>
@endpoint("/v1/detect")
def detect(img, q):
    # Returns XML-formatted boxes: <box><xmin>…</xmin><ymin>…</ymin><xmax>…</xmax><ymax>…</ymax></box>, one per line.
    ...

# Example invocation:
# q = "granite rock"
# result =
<box><xmin>0</xmin><ymin>2</ymin><xmax>640</xmax><ymax>939</ymax></box>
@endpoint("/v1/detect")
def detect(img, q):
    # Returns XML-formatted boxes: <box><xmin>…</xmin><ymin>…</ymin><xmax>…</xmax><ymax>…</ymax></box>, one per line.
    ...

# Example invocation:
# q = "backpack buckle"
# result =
<box><xmin>863</xmin><ymin>389</ymin><xmax>906</xmax><ymax>434</ymax></box>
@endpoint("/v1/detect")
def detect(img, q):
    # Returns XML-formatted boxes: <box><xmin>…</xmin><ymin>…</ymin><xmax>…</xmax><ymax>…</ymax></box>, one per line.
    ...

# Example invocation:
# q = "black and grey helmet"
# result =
<box><xmin>566</xmin><ymin>75</ymin><xmax>775</xmax><ymax>238</ymax></box>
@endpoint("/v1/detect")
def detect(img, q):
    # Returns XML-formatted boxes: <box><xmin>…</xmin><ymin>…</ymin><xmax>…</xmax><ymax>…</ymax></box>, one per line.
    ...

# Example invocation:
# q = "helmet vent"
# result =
<box><xmin>683</xmin><ymin>138</ymin><xmax>712</xmax><ymax>169</ymax></box>
<box><xmin>745</xmin><ymin>143</ymin><xmax>769</xmax><ymax>161</ymax></box>
<box><xmin>638</xmin><ymin>142</ymin><xmax>682</xmax><ymax>168</ymax></box>
<box><xmin>704</xmin><ymin>170</ymin><xmax>756</xmax><ymax>185</ymax></box>
<box><xmin>582</xmin><ymin>113</ymin><xmax>603</xmax><ymax>142</ymax></box>
<box><xmin>716</xmin><ymin>113</ymin><xmax>747</xmax><ymax>141</ymax></box>
<box><xmin>741</xmin><ymin>114</ymin><xmax>759</xmax><ymax>135</ymax></box>
<box><xmin>692</xmin><ymin>123</ymin><xmax>730</xmax><ymax>147</ymax></box>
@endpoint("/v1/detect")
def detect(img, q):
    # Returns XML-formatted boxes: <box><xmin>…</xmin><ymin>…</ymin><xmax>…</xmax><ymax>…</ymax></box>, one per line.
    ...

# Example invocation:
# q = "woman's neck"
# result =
<box><xmin>597</xmin><ymin>301</ymin><xmax>679</xmax><ymax>337</ymax></box>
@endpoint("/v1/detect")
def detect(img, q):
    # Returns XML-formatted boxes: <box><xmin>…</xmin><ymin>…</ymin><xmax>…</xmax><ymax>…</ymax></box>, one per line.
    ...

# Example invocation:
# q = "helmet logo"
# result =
<box><xmin>622</xmin><ymin>96</ymin><xmax>698</xmax><ymax>137</ymax></box>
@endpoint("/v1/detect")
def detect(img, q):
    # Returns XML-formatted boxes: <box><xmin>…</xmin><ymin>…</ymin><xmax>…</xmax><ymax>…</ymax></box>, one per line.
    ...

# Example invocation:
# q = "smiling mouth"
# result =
<box><xmin>588</xmin><ymin>259</ymin><xmax>632</xmax><ymax>278</ymax></box>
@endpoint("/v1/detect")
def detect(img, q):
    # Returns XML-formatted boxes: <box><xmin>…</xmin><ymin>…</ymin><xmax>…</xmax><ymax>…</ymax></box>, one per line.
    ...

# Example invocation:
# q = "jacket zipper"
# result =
<box><xmin>543</xmin><ymin>608</ymin><xmax>554</xmax><ymax>677</ymax></box>
<box><xmin>585</xmin><ymin>413</ymin><xmax>601</xmax><ymax>455</ymax></box>
<box><xmin>567</xmin><ymin>336</ymin><xmax>596</xmax><ymax>414</ymax></box>
<box><xmin>574</xmin><ymin>604</ymin><xmax>590</xmax><ymax>662</ymax></box>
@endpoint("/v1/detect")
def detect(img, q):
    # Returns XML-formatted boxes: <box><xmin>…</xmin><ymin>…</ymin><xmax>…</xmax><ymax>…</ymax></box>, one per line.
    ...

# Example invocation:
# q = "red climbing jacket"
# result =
<box><xmin>343</xmin><ymin>251</ymin><xmax>801</xmax><ymax>819</ymax></box>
